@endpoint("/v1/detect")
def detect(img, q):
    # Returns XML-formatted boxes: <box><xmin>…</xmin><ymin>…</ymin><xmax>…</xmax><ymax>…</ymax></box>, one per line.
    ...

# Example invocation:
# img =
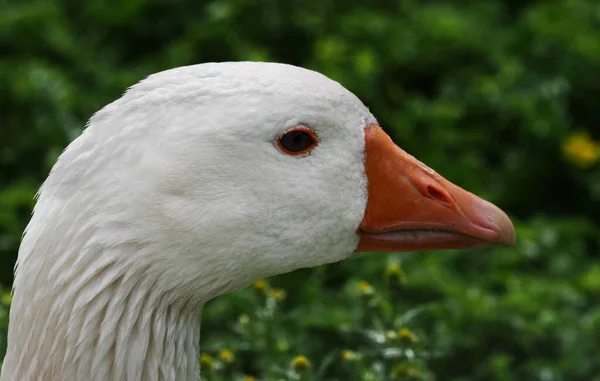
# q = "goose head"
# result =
<box><xmin>3</xmin><ymin>62</ymin><xmax>515</xmax><ymax>381</ymax></box>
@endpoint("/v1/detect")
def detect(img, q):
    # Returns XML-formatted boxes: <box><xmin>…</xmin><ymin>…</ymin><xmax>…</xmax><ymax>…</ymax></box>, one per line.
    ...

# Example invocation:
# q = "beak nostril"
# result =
<box><xmin>426</xmin><ymin>185</ymin><xmax>452</xmax><ymax>206</ymax></box>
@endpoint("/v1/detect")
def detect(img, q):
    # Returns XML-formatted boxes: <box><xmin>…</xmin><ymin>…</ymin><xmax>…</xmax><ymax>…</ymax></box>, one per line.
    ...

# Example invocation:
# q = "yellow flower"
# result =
<box><xmin>391</xmin><ymin>363</ymin><xmax>410</xmax><ymax>378</ymax></box>
<box><xmin>391</xmin><ymin>363</ymin><xmax>422</xmax><ymax>379</ymax></box>
<box><xmin>270</xmin><ymin>288</ymin><xmax>286</xmax><ymax>301</ymax></box>
<box><xmin>356</xmin><ymin>280</ymin><xmax>374</xmax><ymax>296</ymax></box>
<box><xmin>198</xmin><ymin>353</ymin><xmax>214</xmax><ymax>371</ymax></box>
<box><xmin>253</xmin><ymin>279</ymin><xmax>269</xmax><ymax>292</ymax></box>
<box><xmin>238</xmin><ymin>314</ymin><xmax>250</xmax><ymax>325</ymax></box>
<box><xmin>341</xmin><ymin>349</ymin><xmax>361</xmax><ymax>361</ymax></box>
<box><xmin>242</xmin><ymin>376</ymin><xmax>257</xmax><ymax>381</ymax></box>
<box><xmin>1</xmin><ymin>293</ymin><xmax>12</xmax><ymax>306</ymax></box>
<box><xmin>398</xmin><ymin>328</ymin><xmax>418</xmax><ymax>343</ymax></box>
<box><xmin>218</xmin><ymin>349</ymin><xmax>234</xmax><ymax>362</ymax></box>
<box><xmin>362</xmin><ymin>370</ymin><xmax>378</xmax><ymax>381</ymax></box>
<box><xmin>384</xmin><ymin>330</ymin><xmax>398</xmax><ymax>341</ymax></box>
<box><xmin>291</xmin><ymin>355</ymin><xmax>310</xmax><ymax>373</ymax></box>
<box><xmin>384</xmin><ymin>264</ymin><xmax>406</xmax><ymax>286</ymax></box>
<box><xmin>562</xmin><ymin>132</ymin><xmax>600</xmax><ymax>168</ymax></box>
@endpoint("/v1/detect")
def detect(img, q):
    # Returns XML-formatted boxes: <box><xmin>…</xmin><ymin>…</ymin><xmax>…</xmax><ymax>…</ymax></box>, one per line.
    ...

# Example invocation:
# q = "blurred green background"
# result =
<box><xmin>1</xmin><ymin>0</ymin><xmax>600</xmax><ymax>380</ymax></box>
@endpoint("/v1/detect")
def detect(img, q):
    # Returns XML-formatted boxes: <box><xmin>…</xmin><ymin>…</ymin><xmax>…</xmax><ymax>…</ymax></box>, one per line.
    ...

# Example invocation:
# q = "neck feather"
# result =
<box><xmin>2</xmin><ymin>248</ymin><xmax>203</xmax><ymax>381</ymax></box>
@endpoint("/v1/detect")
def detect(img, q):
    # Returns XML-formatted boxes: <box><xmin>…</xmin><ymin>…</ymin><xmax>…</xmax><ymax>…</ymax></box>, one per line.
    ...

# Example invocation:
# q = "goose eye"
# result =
<box><xmin>277</xmin><ymin>127</ymin><xmax>318</xmax><ymax>155</ymax></box>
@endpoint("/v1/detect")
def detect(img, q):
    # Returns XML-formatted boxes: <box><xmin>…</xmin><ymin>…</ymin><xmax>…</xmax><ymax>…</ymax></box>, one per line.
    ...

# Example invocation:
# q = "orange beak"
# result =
<box><xmin>356</xmin><ymin>125</ymin><xmax>516</xmax><ymax>252</ymax></box>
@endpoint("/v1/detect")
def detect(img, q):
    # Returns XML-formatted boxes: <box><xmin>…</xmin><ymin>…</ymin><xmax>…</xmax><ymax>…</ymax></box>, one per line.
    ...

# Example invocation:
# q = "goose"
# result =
<box><xmin>1</xmin><ymin>62</ymin><xmax>516</xmax><ymax>381</ymax></box>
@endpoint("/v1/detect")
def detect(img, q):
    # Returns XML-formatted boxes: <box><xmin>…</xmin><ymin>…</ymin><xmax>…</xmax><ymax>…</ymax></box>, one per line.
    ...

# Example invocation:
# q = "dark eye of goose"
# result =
<box><xmin>277</xmin><ymin>126</ymin><xmax>318</xmax><ymax>155</ymax></box>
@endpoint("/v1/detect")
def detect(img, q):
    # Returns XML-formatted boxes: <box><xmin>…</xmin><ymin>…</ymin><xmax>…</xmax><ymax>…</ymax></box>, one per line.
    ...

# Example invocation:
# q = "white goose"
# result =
<box><xmin>1</xmin><ymin>62</ymin><xmax>515</xmax><ymax>381</ymax></box>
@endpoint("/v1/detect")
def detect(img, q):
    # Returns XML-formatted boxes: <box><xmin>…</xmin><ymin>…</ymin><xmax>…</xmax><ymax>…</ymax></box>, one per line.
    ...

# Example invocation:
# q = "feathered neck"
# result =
<box><xmin>1</xmin><ymin>245</ymin><xmax>204</xmax><ymax>381</ymax></box>
<box><xmin>1</xmin><ymin>61</ymin><xmax>374</xmax><ymax>380</ymax></box>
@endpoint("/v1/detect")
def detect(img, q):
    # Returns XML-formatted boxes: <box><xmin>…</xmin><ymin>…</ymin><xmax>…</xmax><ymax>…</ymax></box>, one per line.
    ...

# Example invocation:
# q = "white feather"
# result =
<box><xmin>2</xmin><ymin>62</ymin><xmax>376</xmax><ymax>381</ymax></box>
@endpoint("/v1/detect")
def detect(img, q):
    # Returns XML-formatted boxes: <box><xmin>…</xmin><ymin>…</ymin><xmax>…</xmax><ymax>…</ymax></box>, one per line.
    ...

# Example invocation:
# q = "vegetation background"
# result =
<box><xmin>1</xmin><ymin>0</ymin><xmax>599</xmax><ymax>380</ymax></box>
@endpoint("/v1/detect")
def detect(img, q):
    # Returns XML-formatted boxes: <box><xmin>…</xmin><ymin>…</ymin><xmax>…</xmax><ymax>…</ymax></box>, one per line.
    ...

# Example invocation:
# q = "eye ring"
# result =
<box><xmin>277</xmin><ymin>125</ymin><xmax>318</xmax><ymax>156</ymax></box>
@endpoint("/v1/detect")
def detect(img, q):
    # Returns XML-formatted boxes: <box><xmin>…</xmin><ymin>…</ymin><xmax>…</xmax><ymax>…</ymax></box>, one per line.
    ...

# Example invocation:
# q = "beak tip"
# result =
<box><xmin>488</xmin><ymin>208</ymin><xmax>517</xmax><ymax>247</ymax></box>
<box><xmin>499</xmin><ymin>216</ymin><xmax>517</xmax><ymax>247</ymax></box>
<box><xmin>471</xmin><ymin>198</ymin><xmax>516</xmax><ymax>247</ymax></box>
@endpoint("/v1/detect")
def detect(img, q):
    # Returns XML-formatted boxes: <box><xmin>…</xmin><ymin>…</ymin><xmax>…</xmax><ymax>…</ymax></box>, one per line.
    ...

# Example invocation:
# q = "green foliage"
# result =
<box><xmin>0</xmin><ymin>288</ymin><xmax>10</xmax><ymax>365</ymax></box>
<box><xmin>195</xmin><ymin>217</ymin><xmax>600</xmax><ymax>381</ymax></box>
<box><xmin>1</xmin><ymin>0</ymin><xmax>600</xmax><ymax>380</ymax></box>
